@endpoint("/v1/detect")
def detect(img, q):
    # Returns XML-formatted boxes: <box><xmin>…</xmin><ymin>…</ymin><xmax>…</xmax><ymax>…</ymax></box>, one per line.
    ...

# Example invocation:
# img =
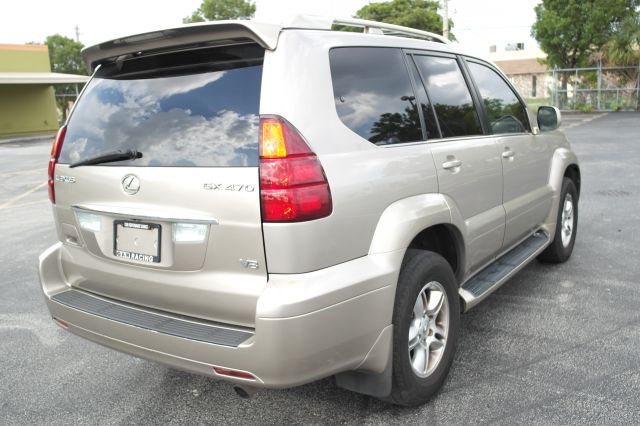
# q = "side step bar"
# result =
<box><xmin>459</xmin><ymin>232</ymin><xmax>550</xmax><ymax>311</ymax></box>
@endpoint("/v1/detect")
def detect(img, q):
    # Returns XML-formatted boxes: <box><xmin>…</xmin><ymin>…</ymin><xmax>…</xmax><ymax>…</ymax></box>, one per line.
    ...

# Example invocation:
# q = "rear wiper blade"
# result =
<box><xmin>69</xmin><ymin>150</ymin><xmax>143</xmax><ymax>168</ymax></box>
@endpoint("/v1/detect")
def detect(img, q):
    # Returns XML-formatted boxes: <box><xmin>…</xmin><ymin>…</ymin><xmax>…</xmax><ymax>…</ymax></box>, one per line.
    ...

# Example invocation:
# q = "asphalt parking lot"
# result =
<box><xmin>1</xmin><ymin>112</ymin><xmax>639</xmax><ymax>425</ymax></box>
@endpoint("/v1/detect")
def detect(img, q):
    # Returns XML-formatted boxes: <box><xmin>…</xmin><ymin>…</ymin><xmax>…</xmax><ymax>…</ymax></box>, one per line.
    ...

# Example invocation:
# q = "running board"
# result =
<box><xmin>459</xmin><ymin>232</ymin><xmax>550</xmax><ymax>311</ymax></box>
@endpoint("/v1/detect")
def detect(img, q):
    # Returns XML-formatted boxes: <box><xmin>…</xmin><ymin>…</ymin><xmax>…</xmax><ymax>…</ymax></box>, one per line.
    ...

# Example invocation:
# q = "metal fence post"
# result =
<box><xmin>552</xmin><ymin>67</ymin><xmax>557</xmax><ymax>107</ymax></box>
<box><xmin>636</xmin><ymin>62</ymin><xmax>640</xmax><ymax>111</ymax></box>
<box><xmin>574</xmin><ymin>68</ymin><xmax>578</xmax><ymax>110</ymax></box>
<box><xmin>597</xmin><ymin>60</ymin><xmax>602</xmax><ymax>110</ymax></box>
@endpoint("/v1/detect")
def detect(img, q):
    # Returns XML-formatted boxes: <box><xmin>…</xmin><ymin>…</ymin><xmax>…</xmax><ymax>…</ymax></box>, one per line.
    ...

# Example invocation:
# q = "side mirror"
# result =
<box><xmin>537</xmin><ymin>106</ymin><xmax>561</xmax><ymax>132</ymax></box>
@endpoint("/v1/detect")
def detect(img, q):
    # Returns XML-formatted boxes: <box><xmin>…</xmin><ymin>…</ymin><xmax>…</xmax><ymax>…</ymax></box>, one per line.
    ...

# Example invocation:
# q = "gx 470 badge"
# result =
<box><xmin>203</xmin><ymin>183</ymin><xmax>255</xmax><ymax>192</ymax></box>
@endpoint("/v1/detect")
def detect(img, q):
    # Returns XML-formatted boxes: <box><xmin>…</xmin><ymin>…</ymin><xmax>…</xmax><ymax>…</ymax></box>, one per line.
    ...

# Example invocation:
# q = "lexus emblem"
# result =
<box><xmin>122</xmin><ymin>174</ymin><xmax>140</xmax><ymax>195</ymax></box>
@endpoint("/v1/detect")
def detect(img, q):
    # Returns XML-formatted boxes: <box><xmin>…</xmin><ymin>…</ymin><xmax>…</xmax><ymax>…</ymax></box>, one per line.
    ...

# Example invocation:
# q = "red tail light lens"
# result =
<box><xmin>259</xmin><ymin>116</ymin><xmax>332</xmax><ymax>222</ymax></box>
<box><xmin>48</xmin><ymin>126</ymin><xmax>67</xmax><ymax>203</ymax></box>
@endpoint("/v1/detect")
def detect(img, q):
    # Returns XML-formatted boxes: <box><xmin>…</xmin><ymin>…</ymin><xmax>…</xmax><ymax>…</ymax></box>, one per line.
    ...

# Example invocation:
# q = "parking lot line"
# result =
<box><xmin>0</xmin><ymin>181</ymin><xmax>47</xmax><ymax>210</ymax></box>
<box><xmin>0</xmin><ymin>167</ymin><xmax>45</xmax><ymax>178</ymax></box>
<box><xmin>2</xmin><ymin>199</ymin><xmax>49</xmax><ymax>210</ymax></box>
<box><xmin>562</xmin><ymin>113</ymin><xmax>608</xmax><ymax>129</ymax></box>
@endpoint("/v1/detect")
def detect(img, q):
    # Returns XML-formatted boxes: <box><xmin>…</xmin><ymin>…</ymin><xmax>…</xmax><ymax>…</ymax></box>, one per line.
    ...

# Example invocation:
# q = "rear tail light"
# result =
<box><xmin>259</xmin><ymin>116</ymin><xmax>332</xmax><ymax>222</ymax></box>
<box><xmin>48</xmin><ymin>126</ymin><xmax>67</xmax><ymax>203</ymax></box>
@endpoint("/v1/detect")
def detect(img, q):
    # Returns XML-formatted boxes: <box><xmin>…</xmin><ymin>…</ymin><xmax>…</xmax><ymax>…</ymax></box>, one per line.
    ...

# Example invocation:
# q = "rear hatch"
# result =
<box><xmin>52</xmin><ymin>43</ymin><xmax>267</xmax><ymax>327</ymax></box>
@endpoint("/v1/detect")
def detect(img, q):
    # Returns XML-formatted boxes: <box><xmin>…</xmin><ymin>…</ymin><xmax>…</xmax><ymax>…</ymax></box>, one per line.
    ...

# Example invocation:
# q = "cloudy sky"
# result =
<box><xmin>0</xmin><ymin>0</ymin><xmax>541</xmax><ymax>55</ymax></box>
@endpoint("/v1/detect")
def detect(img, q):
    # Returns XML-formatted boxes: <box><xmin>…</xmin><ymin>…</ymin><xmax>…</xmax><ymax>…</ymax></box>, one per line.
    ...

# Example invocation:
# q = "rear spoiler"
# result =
<box><xmin>81</xmin><ymin>21</ymin><xmax>283</xmax><ymax>72</ymax></box>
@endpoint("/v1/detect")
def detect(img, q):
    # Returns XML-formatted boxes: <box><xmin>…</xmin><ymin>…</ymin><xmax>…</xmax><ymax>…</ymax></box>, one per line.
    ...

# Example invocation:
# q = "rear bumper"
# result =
<box><xmin>39</xmin><ymin>243</ymin><xmax>402</xmax><ymax>388</ymax></box>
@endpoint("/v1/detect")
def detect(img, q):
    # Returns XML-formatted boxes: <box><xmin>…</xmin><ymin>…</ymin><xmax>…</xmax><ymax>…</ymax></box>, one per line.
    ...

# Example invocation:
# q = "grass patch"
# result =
<box><xmin>524</xmin><ymin>98</ymin><xmax>551</xmax><ymax>110</ymax></box>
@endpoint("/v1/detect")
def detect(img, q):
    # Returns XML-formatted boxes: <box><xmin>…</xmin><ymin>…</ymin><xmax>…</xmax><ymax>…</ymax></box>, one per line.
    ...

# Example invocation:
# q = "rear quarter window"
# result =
<box><xmin>329</xmin><ymin>47</ymin><xmax>423</xmax><ymax>145</ymax></box>
<box><xmin>59</xmin><ymin>44</ymin><xmax>264</xmax><ymax>167</ymax></box>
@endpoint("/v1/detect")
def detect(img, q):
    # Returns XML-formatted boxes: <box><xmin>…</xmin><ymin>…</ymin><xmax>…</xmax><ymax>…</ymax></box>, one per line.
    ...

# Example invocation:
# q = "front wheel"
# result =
<box><xmin>386</xmin><ymin>250</ymin><xmax>460</xmax><ymax>406</ymax></box>
<box><xmin>538</xmin><ymin>177</ymin><xmax>578</xmax><ymax>263</ymax></box>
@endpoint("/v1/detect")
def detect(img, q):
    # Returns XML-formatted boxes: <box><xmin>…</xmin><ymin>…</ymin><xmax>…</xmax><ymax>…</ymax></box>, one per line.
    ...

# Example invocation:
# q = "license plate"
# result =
<box><xmin>113</xmin><ymin>221</ymin><xmax>161</xmax><ymax>263</ymax></box>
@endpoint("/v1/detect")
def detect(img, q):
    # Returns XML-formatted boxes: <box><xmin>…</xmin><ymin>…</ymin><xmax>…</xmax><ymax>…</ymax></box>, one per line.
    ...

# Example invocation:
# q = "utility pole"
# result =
<box><xmin>74</xmin><ymin>25</ymin><xmax>80</xmax><ymax>43</ymax></box>
<box><xmin>442</xmin><ymin>0</ymin><xmax>449</xmax><ymax>40</ymax></box>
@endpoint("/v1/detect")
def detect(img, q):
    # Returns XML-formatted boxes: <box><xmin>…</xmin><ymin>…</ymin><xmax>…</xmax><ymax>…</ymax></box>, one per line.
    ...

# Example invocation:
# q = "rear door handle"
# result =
<box><xmin>442</xmin><ymin>159</ymin><xmax>462</xmax><ymax>170</ymax></box>
<box><xmin>502</xmin><ymin>150</ymin><xmax>515</xmax><ymax>159</ymax></box>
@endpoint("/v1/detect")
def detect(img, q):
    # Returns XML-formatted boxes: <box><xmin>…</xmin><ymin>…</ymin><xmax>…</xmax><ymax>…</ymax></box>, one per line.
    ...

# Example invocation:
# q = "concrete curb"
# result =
<box><xmin>0</xmin><ymin>133</ymin><xmax>56</xmax><ymax>145</ymax></box>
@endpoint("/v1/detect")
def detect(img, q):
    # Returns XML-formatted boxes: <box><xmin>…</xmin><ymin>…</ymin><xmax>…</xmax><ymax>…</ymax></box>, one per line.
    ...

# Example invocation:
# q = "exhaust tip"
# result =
<box><xmin>233</xmin><ymin>385</ymin><xmax>257</xmax><ymax>399</ymax></box>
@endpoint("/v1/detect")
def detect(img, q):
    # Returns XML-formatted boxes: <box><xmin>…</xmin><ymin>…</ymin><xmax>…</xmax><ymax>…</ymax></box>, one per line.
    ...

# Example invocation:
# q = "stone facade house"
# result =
<box><xmin>489</xmin><ymin>49</ymin><xmax>550</xmax><ymax>100</ymax></box>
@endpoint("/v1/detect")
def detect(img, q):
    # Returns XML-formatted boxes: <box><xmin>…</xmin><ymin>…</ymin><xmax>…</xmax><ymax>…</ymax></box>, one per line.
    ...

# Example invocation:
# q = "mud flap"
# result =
<box><xmin>335</xmin><ymin>328</ymin><xmax>393</xmax><ymax>398</ymax></box>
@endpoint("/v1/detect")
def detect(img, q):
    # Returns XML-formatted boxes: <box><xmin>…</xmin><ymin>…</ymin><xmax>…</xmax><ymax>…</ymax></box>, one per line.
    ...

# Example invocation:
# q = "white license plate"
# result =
<box><xmin>113</xmin><ymin>221</ymin><xmax>161</xmax><ymax>263</ymax></box>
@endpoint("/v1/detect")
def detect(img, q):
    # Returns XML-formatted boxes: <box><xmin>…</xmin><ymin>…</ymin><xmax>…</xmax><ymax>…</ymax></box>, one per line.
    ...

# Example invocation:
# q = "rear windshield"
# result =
<box><xmin>59</xmin><ymin>44</ymin><xmax>264</xmax><ymax>167</ymax></box>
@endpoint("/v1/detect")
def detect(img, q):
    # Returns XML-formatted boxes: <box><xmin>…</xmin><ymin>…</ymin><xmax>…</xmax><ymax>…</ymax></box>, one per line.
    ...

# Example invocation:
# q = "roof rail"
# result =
<box><xmin>286</xmin><ymin>15</ymin><xmax>450</xmax><ymax>44</ymax></box>
<box><xmin>333</xmin><ymin>18</ymin><xmax>450</xmax><ymax>44</ymax></box>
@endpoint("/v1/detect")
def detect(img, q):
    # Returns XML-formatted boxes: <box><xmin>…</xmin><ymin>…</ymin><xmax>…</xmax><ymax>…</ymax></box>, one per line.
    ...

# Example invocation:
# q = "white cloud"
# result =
<box><xmin>337</xmin><ymin>91</ymin><xmax>384</xmax><ymax>130</ymax></box>
<box><xmin>112</xmin><ymin>72</ymin><xmax>226</xmax><ymax>101</ymax></box>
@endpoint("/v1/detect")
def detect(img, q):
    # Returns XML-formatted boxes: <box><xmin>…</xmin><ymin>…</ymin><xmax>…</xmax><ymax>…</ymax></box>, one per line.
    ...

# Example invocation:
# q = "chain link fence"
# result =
<box><xmin>508</xmin><ymin>63</ymin><xmax>640</xmax><ymax>112</ymax></box>
<box><xmin>549</xmin><ymin>64</ymin><xmax>640</xmax><ymax>111</ymax></box>
<box><xmin>53</xmin><ymin>83</ymin><xmax>83</xmax><ymax>124</ymax></box>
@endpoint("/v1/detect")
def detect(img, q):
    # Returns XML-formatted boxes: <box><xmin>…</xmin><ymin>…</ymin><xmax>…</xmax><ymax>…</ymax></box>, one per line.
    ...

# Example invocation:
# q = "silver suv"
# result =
<box><xmin>39</xmin><ymin>17</ymin><xmax>580</xmax><ymax>406</ymax></box>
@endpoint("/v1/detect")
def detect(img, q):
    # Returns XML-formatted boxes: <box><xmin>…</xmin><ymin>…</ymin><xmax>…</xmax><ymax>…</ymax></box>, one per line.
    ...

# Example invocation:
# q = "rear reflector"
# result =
<box><xmin>48</xmin><ymin>126</ymin><xmax>67</xmax><ymax>203</ymax></box>
<box><xmin>259</xmin><ymin>116</ymin><xmax>332</xmax><ymax>222</ymax></box>
<box><xmin>213</xmin><ymin>367</ymin><xmax>256</xmax><ymax>380</ymax></box>
<box><xmin>53</xmin><ymin>317</ymin><xmax>69</xmax><ymax>329</ymax></box>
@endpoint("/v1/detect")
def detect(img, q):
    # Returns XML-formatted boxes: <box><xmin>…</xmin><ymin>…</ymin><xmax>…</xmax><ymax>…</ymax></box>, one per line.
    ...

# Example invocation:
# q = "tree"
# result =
<box><xmin>45</xmin><ymin>34</ymin><xmax>87</xmax><ymax>122</ymax></box>
<box><xmin>602</xmin><ymin>12</ymin><xmax>640</xmax><ymax>106</ymax></box>
<box><xmin>46</xmin><ymin>34</ymin><xmax>85</xmax><ymax>75</ymax></box>
<box><xmin>369</xmin><ymin>103</ymin><xmax>421</xmax><ymax>144</ymax></box>
<box><xmin>602</xmin><ymin>12</ymin><xmax>640</xmax><ymax>66</ymax></box>
<box><xmin>183</xmin><ymin>0</ymin><xmax>255</xmax><ymax>23</ymax></box>
<box><xmin>531</xmin><ymin>0</ymin><xmax>638</xmax><ymax>73</ymax></box>
<box><xmin>353</xmin><ymin>0</ymin><xmax>455</xmax><ymax>41</ymax></box>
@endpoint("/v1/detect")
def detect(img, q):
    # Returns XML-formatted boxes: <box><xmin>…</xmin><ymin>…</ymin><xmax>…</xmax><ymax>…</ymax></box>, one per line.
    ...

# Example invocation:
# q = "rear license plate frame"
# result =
<box><xmin>113</xmin><ymin>220</ymin><xmax>162</xmax><ymax>263</ymax></box>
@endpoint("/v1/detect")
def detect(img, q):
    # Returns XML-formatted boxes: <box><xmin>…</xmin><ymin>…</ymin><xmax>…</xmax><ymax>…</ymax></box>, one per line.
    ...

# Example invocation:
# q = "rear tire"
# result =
<box><xmin>538</xmin><ymin>177</ymin><xmax>578</xmax><ymax>263</ymax></box>
<box><xmin>386</xmin><ymin>250</ymin><xmax>460</xmax><ymax>406</ymax></box>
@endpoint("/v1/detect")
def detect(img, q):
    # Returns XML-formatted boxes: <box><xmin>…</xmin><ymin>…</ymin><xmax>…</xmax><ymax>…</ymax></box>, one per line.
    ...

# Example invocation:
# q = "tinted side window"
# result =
<box><xmin>407</xmin><ymin>57</ymin><xmax>440</xmax><ymax>140</ymax></box>
<box><xmin>467</xmin><ymin>61</ymin><xmax>530</xmax><ymax>134</ymax></box>
<box><xmin>413</xmin><ymin>55</ymin><xmax>482</xmax><ymax>138</ymax></box>
<box><xmin>330</xmin><ymin>47</ymin><xmax>422</xmax><ymax>145</ymax></box>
